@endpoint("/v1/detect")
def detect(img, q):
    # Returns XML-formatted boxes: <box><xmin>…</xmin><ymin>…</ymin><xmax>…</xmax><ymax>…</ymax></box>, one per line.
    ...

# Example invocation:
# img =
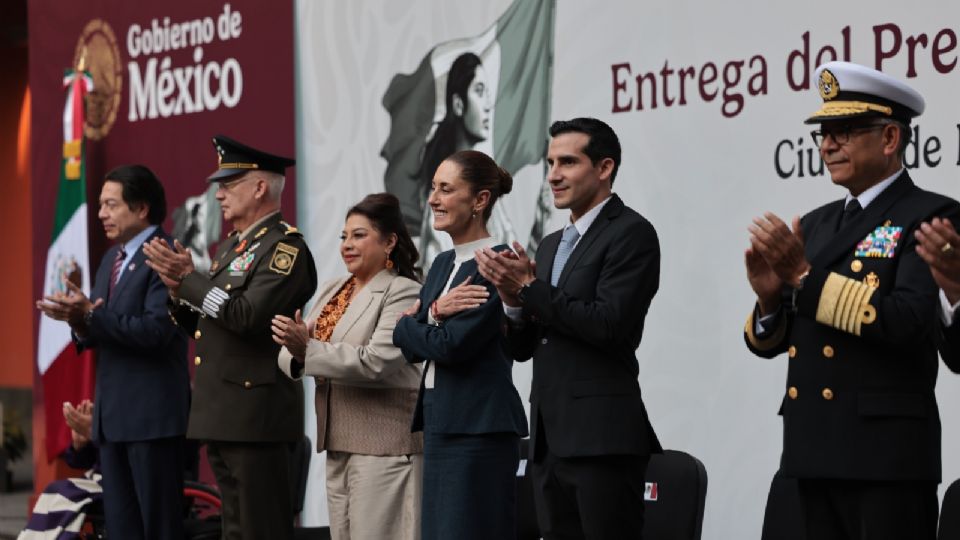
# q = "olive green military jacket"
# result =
<box><xmin>172</xmin><ymin>212</ymin><xmax>317</xmax><ymax>442</ymax></box>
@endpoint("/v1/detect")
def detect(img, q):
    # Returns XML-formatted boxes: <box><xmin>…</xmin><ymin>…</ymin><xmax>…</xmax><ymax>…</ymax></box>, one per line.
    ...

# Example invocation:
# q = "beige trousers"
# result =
<box><xmin>325</xmin><ymin>451</ymin><xmax>422</xmax><ymax>540</ymax></box>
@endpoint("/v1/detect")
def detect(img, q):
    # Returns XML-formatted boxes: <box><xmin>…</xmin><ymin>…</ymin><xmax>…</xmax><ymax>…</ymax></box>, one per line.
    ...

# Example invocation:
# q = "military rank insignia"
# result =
<box><xmin>229</xmin><ymin>252</ymin><xmax>256</xmax><ymax>275</ymax></box>
<box><xmin>855</xmin><ymin>226</ymin><xmax>902</xmax><ymax>258</ymax></box>
<box><xmin>270</xmin><ymin>242</ymin><xmax>299</xmax><ymax>275</ymax></box>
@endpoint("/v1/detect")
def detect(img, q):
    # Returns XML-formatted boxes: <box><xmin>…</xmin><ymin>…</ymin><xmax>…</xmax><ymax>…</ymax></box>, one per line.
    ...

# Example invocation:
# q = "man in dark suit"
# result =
<box><xmin>744</xmin><ymin>62</ymin><xmax>960</xmax><ymax>539</ymax></box>
<box><xmin>476</xmin><ymin>117</ymin><xmax>661</xmax><ymax>539</ymax></box>
<box><xmin>144</xmin><ymin>135</ymin><xmax>317</xmax><ymax>540</ymax></box>
<box><xmin>37</xmin><ymin>165</ymin><xmax>189</xmax><ymax>540</ymax></box>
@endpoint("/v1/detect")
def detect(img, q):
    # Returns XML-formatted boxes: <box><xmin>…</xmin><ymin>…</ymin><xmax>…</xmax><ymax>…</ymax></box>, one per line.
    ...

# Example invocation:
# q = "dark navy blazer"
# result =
<box><xmin>393</xmin><ymin>246</ymin><xmax>528</xmax><ymax>437</ymax></box>
<box><xmin>77</xmin><ymin>228</ymin><xmax>189</xmax><ymax>443</ymax></box>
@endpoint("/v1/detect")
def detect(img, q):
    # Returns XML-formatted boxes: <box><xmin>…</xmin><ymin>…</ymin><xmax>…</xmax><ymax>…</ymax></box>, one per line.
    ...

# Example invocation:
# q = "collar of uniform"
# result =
<box><xmin>236</xmin><ymin>210</ymin><xmax>281</xmax><ymax>241</ymax></box>
<box><xmin>845</xmin><ymin>167</ymin><xmax>903</xmax><ymax>210</ymax></box>
<box><xmin>569</xmin><ymin>195</ymin><xmax>613</xmax><ymax>238</ymax></box>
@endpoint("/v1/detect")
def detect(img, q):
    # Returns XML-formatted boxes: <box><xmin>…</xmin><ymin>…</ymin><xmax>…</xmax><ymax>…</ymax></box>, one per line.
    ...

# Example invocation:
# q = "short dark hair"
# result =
<box><xmin>442</xmin><ymin>150</ymin><xmax>513</xmax><ymax>222</ymax></box>
<box><xmin>347</xmin><ymin>193</ymin><xmax>421</xmax><ymax>282</ymax></box>
<box><xmin>887</xmin><ymin>119</ymin><xmax>911</xmax><ymax>161</ymax></box>
<box><xmin>549</xmin><ymin>117</ymin><xmax>622</xmax><ymax>185</ymax></box>
<box><xmin>103</xmin><ymin>165</ymin><xmax>167</xmax><ymax>224</ymax></box>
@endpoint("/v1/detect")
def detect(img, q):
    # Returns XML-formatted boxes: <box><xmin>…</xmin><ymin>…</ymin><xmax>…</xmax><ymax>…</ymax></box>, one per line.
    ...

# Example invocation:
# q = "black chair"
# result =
<box><xmin>760</xmin><ymin>469</ymin><xmax>805</xmax><ymax>540</ymax></box>
<box><xmin>642</xmin><ymin>450</ymin><xmax>708</xmax><ymax>540</ymax></box>
<box><xmin>939</xmin><ymin>477</ymin><xmax>960</xmax><ymax>540</ymax></box>
<box><xmin>515</xmin><ymin>443</ymin><xmax>708</xmax><ymax>540</ymax></box>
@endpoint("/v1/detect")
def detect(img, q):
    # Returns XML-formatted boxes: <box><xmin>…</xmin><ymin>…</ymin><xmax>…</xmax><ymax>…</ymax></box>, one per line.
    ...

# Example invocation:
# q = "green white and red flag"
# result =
<box><xmin>36</xmin><ymin>66</ymin><xmax>96</xmax><ymax>460</ymax></box>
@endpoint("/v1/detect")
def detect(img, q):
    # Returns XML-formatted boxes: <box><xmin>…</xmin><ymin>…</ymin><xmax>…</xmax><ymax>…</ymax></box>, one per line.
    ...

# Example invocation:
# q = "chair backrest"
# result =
<box><xmin>515</xmin><ymin>445</ymin><xmax>707</xmax><ymax>540</ymax></box>
<box><xmin>939</xmin><ymin>477</ymin><xmax>960</xmax><ymax>540</ymax></box>
<box><xmin>760</xmin><ymin>469</ymin><xmax>805</xmax><ymax>540</ymax></box>
<box><xmin>289</xmin><ymin>435</ymin><xmax>312</xmax><ymax>517</ymax></box>
<box><xmin>642</xmin><ymin>450</ymin><xmax>708</xmax><ymax>540</ymax></box>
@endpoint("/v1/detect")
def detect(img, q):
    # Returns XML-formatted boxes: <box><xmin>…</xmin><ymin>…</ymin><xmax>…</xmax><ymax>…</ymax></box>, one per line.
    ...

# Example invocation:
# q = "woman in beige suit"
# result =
<box><xmin>272</xmin><ymin>193</ymin><xmax>422</xmax><ymax>540</ymax></box>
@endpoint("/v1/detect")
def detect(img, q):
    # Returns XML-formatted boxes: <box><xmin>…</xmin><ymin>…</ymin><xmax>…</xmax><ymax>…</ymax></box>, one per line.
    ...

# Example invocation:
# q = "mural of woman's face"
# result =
<box><xmin>457</xmin><ymin>65</ymin><xmax>492</xmax><ymax>143</ymax></box>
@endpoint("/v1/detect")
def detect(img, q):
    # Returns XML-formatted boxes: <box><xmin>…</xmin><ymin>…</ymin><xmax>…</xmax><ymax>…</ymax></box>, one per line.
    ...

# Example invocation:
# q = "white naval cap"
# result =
<box><xmin>805</xmin><ymin>61</ymin><xmax>925</xmax><ymax>124</ymax></box>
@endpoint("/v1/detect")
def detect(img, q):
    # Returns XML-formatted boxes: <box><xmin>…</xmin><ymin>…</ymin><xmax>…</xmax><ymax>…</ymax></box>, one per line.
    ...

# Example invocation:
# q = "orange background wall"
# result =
<box><xmin>0</xmin><ymin>39</ymin><xmax>32</xmax><ymax>390</ymax></box>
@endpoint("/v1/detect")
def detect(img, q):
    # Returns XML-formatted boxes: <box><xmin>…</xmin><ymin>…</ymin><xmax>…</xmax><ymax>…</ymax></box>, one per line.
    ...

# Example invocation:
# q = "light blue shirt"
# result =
<box><xmin>116</xmin><ymin>225</ymin><xmax>158</xmax><ymax>281</ymax></box>
<box><xmin>503</xmin><ymin>195</ymin><xmax>614</xmax><ymax>321</ymax></box>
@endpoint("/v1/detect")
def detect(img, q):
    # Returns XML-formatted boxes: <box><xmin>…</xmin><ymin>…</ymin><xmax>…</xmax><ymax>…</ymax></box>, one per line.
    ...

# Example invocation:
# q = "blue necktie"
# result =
<box><xmin>551</xmin><ymin>226</ymin><xmax>581</xmax><ymax>286</ymax></box>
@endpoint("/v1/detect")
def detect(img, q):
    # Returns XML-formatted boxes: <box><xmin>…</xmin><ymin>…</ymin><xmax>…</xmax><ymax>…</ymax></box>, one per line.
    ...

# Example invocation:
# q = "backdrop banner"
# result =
<box><xmin>295</xmin><ymin>1</ymin><xmax>960</xmax><ymax>536</ymax></box>
<box><xmin>29</xmin><ymin>0</ymin><xmax>296</xmax><ymax>460</ymax></box>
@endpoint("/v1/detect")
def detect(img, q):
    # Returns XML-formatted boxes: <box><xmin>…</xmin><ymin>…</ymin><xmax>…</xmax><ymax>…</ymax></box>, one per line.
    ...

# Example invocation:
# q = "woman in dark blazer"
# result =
<box><xmin>393</xmin><ymin>150</ymin><xmax>528</xmax><ymax>540</ymax></box>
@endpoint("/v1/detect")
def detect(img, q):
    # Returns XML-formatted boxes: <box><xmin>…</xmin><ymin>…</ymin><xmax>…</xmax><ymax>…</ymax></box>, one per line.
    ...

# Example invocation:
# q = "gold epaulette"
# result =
<box><xmin>814</xmin><ymin>272</ymin><xmax>878</xmax><ymax>336</ymax></box>
<box><xmin>744</xmin><ymin>308</ymin><xmax>787</xmax><ymax>351</ymax></box>
<box><xmin>280</xmin><ymin>220</ymin><xmax>302</xmax><ymax>237</ymax></box>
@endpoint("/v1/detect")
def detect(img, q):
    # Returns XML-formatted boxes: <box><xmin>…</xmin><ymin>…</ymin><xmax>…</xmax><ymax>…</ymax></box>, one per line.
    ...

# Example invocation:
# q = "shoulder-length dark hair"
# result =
<box><xmin>419</xmin><ymin>52</ymin><xmax>484</xmax><ymax>189</ymax></box>
<box><xmin>347</xmin><ymin>193</ymin><xmax>421</xmax><ymax>282</ymax></box>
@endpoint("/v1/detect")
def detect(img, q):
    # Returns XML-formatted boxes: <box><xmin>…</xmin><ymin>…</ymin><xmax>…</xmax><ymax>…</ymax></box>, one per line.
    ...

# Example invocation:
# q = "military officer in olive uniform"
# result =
<box><xmin>144</xmin><ymin>135</ymin><xmax>317</xmax><ymax>540</ymax></box>
<box><xmin>743</xmin><ymin>62</ymin><xmax>960</xmax><ymax>539</ymax></box>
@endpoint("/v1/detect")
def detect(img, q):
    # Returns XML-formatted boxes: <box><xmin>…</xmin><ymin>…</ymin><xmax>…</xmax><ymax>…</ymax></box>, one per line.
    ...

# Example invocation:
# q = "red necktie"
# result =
<box><xmin>108</xmin><ymin>248</ymin><xmax>126</xmax><ymax>298</ymax></box>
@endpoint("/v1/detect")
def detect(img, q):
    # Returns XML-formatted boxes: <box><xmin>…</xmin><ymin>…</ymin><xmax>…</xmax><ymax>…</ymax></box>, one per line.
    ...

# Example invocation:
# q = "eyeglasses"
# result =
<box><xmin>216</xmin><ymin>175</ymin><xmax>253</xmax><ymax>192</ymax></box>
<box><xmin>810</xmin><ymin>123</ymin><xmax>887</xmax><ymax>146</ymax></box>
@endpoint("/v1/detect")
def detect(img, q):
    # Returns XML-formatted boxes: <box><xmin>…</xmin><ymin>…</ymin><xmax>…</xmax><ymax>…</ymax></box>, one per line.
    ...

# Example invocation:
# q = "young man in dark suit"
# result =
<box><xmin>144</xmin><ymin>136</ymin><xmax>317</xmax><ymax>540</ymax></box>
<box><xmin>477</xmin><ymin>117</ymin><xmax>662</xmax><ymax>539</ymax></box>
<box><xmin>744</xmin><ymin>62</ymin><xmax>960</xmax><ymax>539</ymax></box>
<box><xmin>37</xmin><ymin>165</ymin><xmax>190</xmax><ymax>540</ymax></box>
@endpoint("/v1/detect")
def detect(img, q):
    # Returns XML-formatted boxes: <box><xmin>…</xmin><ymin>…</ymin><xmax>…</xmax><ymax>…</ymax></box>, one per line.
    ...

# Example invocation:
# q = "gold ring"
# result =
<box><xmin>943</xmin><ymin>243</ymin><xmax>954</xmax><ymax>254</ymax></box>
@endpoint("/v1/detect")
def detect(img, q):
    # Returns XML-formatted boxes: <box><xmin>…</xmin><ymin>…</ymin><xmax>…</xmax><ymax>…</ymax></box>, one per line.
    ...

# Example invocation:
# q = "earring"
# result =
<box><xmin>385</xmin><ymin>253</ymin><xmax>394</xmax><ymax>269</ymax></box>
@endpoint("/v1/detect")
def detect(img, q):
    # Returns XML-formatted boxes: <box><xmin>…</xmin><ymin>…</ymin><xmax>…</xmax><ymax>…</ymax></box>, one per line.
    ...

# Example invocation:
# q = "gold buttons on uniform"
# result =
<box><xmin>243</xmin><ymin>381</ymin><xmax>252</xmax><ymax>389</ymax></box>
<box><xmin>822</xmin><ymin>345</ymin><xmax>834</xmax><ymax>358</ymax></box>
<box><xmin>788</xmin><ymin>386</ymin><xmax>798</xmax><ymax>399</ymax></box>
<box><xmin>822</xmin><ymin>388</ymin><xmax>834</xmax><ymax>400</ymax></box>
<box><xmin>788</xmin><ymin>346</ymin><xmax>797</xmax><ymax>358</ymax></box>
<box><xmin>851</xmin><ymin>260</ymin><xmax>863</xmax><ymax>273</ymax></box>
<box><xmin>225</xmin><ymin>283</ymin><xmax>232</xmax><ymax>291</ymax></box>
<box><xmin>194</xmin><ymin>330</ymin><xmax>201</xmax><ymax>340</ymax></box>
<box><xmin>194</xmin><ymin>356</ymin><xmax>202</xmax><ymax>366</ymax></box>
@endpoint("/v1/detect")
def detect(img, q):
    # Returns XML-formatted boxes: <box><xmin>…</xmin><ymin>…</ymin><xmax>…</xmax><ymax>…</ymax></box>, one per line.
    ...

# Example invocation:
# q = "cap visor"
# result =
<box><xmin>207</xmin><ymin>168</ymin><xmax>248</xmax><ymax>182</ymax></box>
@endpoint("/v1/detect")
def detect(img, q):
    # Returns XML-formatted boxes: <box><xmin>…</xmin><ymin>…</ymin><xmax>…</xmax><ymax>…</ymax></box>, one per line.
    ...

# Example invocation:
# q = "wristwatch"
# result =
<box><xmin>83</xmin><ymin>308</ymin><xmax>94</xmax><ymax>328</ymax></box>
<box><xmin>516</xmin><ymin>279</ymin><xmax>534</xmax><ymax>304</ymax></box>
<box><xmin>788</xmin><ymin>271</ymin><xmax>810</xmax><ymax>313</ymax></box>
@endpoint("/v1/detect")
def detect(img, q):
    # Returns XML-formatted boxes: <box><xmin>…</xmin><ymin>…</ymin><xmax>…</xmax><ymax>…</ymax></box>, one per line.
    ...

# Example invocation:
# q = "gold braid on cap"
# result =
<box><xmin>808</xmin><ymin>100</ymin><xmax>893</xmax><ymax>119</ymax></box>
<box><xmin>218</xmin><ymin>162</ymin><xmax>260</xmax><ymax>170</ymax></box>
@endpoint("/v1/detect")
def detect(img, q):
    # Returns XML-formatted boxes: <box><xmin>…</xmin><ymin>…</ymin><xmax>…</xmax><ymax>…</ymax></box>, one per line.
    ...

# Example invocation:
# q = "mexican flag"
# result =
<box><xmin>36</xmin><ymin>67</ymin><xmax>96</xmax><ymax>461</ymax></box>
<box><xmin>380</xmin><ymin>0</ymin><xmax>556</xmax><ymax>261</ymax></box>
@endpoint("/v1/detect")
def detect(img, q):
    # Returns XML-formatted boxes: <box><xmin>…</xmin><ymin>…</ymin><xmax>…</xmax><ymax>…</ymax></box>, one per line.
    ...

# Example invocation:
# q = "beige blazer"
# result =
<box><xmin>278</xmin><ymin>269</ymin><xmax>423</xmax><ymax>455</ymax></box>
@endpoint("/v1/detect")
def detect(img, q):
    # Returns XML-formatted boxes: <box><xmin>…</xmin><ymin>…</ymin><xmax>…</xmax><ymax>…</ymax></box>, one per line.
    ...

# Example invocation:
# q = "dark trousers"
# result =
<box><xmin>796</xmin><ymin>478</ymin><xmax>939</xmax><ymax>540</ymax></box>
<box><xmin>421</xmin><ymin>390</ymin><xmax>520</xmax><ymax>540</ymax></box>
<box><xmin>531</xmin><ymin>433</ymin><xmax>649</xmax><ymax>540</ymax></box>
<box><xmin>206</xmin><ymin>441</ymin><xmax>293</xmax><ymax>540</ymax></box>
<box><xmin>99</xmin><ymin>436</ymin><xmax>185</xmax><ymax>540</ymax></box>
